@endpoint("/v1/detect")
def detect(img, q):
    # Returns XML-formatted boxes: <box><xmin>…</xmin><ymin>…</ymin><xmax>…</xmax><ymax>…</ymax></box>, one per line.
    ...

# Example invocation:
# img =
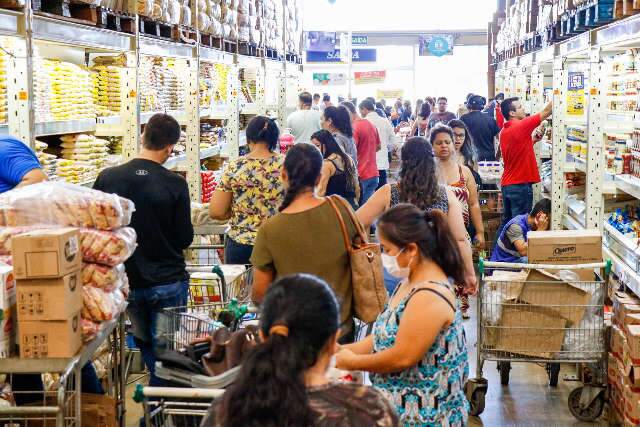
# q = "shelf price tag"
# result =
<box><xmin>590</xmin><ymin>88</ymin><xmax>598</xmax><ymax>96</ymax></box>
<box><xmin>18</xmin><ymin>91</ymin><xmax>27</xmax><ymax>101</ymax></box>
<box><xmin>129</xmin><ymin>90</ymin><xmax>137</xmax><ymax>98</ymax></box>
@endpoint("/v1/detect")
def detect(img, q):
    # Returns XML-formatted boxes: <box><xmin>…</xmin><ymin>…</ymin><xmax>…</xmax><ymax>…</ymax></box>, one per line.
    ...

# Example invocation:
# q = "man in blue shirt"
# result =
<box><xmin>491</xmin><ymin>198</ymin><xmax>551</xmax><ymax>263</ymax></box>
<box><xmin>0</xmin><ymin>136</ymin><xmax>47</xmax><ymax>192</ymax></box>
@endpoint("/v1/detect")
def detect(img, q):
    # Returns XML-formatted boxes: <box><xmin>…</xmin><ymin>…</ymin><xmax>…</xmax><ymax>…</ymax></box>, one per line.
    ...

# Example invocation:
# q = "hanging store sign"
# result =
<box><xmin>419</xmin><ymin>34</ymin><xmax>454</xmax><ymax>57</ymax></box>
<box><xmin>313</xmin><ymin>73</ymin><xmax>347</xmax><ymax>86</ymax></box>
<box><xmin>376</xmin><ymin>89</ymin><xmax>404</xmax><ymax>100</ymax></box>
<box><xmin>566</xmin><ymin>72</ymin><xmax>585</xmax><ymax>116</ymax></box>
<box><xmin>306</xmin><ymin>49</ymin><xmax>377</xmax><ymax>63</ymax></box>
<box><xmin>352</xmin><ymin>35</ymin><xmax>368</xmax><ymax>46</ymax></box>
<box><xmin>354</xmin><ymin>70</ymin><xmax>386</xmax><ymax>85</ymax></box>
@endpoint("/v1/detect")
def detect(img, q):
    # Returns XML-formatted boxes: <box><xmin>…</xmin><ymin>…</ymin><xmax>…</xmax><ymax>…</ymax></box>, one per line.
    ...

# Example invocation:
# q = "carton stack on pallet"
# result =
<box><xmin>608</xmin><ymin>290</ymin><xmax>640</xmax><ymax>426</ymax></box>
<box><xmin>12</xmin><ymin>228</ymin><xmax>83</xmax><ymax>359</ymax></box>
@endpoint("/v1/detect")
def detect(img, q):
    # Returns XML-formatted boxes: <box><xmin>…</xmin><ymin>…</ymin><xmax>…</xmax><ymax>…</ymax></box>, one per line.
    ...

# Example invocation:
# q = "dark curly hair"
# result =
<box><xmin>398</xmin><ymin>137</ymin><xmax>441</xmax><ymax>210</ymax></box>
<box><xmin>216</xmin><ymin>274</ymin><xmax>340</xmax><ymax>427</ymax></box>
<box><xmin>279</xmin><ymin>143</ymin><xmax>323</xmax><ymax>211</ymax></box>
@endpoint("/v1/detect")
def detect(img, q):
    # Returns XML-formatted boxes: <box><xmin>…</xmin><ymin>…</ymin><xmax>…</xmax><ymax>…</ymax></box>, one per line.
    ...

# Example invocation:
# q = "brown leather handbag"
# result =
<box><xmin>201</xmin><ymin>325</ymin><xmax>260</xmax><ymax>376</ymax></box>
<box><xmin>326</xmin><ymin>196</ymin><xmax>388</xmax><ymax>323</ymax></box>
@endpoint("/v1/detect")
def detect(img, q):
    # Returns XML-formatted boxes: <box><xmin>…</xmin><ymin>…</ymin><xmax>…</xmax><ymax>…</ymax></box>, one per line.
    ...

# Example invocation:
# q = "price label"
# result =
<box><xmin>590</xmin><ymin>88</ymin><xmax>598</xmax><ymax>95</ymax></box>
<box><xmin>129</xmin><ymin>90</ymin><xmax>137</xmax><ymax>98</ymax></box>
<box><xmin>553</xmin><ymin>89</ymin><xmax>560</xmax><ymax>95</ymax></box>
<box><xmin>18</xmin><ymin>91</ymin><xmax>27</xmax><ymax>100</ymax></box>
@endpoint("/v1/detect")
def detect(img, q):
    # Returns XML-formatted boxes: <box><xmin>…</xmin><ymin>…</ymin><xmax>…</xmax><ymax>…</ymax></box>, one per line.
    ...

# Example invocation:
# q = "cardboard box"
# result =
<box><xmin>19</xmin><ymin>312</ymin><xmax>81</xmax><ymax>358</ymax></box>
<box><xmin>17</xmin><ymin>271</ymin><xmax>82</xmax><ymax>321</ymax></box>
<box><xmin>492</xmin><ymin>303</ymin><xmax>567</xmax><ymax>359</ymax></box>
<box><xmin>527</xmin><ymin>230</ymin><xmax>602</xmax><ymax>279</ymax></box>
<box><xmin>613</xmin><ymin>324</ymin><xmax>627</xmax><ymax>360</ymax></box>
<box><xmin>81</xmin><ymin>393</ymin><xmax>117</xmax><ymax>427</ymax></box>
<box><xmin>623</xmin><ymin>377</ymin><xmax>640</xmax><ymax>425</ymax></box>
<box><xmin>627</xmin><ymin>325</ymin><xmax>640</xmax><ymax>365</ymax></box>
<box><xmin>11</xmin><ymin>228</ymin><xmax>81</xmax><ymax>279</ymax></box>
<box><xmin>0</xmin><ymin>265</ymin><xmax>16</xmax><ymax>356</ymax></box>
<box><xmin>520</xmin><ymin>269</ymin><xmax>590</xmax><ymax>326</ymax></box>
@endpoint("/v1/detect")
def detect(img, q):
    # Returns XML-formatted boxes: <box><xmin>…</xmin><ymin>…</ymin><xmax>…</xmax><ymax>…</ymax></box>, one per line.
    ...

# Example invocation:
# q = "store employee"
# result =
<box><xmin>0</xmin><ymin>136</ymin><xmax>47</xmax><ymax>192</ymax></box>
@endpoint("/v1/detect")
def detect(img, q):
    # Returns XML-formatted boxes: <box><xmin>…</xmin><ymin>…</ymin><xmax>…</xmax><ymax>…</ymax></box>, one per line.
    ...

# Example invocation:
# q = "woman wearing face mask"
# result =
<box><xmin>336</xmin><ymin>204</ymin><xmax>469</xmax><ymax>426</ymax></box>
<box><xmin>250</xmin><ymin>143</ymin><xmax>360</xmax><ymax>342</ymax></box>
<box><xmin>311</xmin><ymin>130</ymin><xmax>360</xmax><ymax>209</ymax></box>
<box><xmin>356</xmin><ymin>137</ymin><xmax>476</xmax><ymax>295</ymax></box>
<box><xmin>430</xmin><ymin>125</ymin><xmax>483</xmax><ymax>318</ymax></box>
<box><xmin>203</xmin><ymin>274</ymin><xmax>399</xmax><ymax>427</ymax></box>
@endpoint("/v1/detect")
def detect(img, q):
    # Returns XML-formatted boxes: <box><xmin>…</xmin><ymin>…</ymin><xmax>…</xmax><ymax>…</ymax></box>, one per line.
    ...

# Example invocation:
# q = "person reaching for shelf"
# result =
<box><xmin>490</xmin><ymin>198</ymin><xmax>551</xmax><ymax>263</ymax></box>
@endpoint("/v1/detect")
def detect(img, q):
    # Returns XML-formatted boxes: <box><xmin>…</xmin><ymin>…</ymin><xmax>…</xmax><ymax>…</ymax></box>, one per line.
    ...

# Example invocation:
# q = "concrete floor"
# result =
<box><xmin>124</xmin><ymin>297</ymin><xmax>610</xmax><ymax>426</ymax></box>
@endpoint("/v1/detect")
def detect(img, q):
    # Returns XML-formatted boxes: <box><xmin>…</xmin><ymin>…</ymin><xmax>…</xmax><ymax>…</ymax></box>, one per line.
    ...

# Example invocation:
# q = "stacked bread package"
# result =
<box><xmin>91</xmin><ymin>57</ymin><xmax>123</xmax><ymax>117</ymax></box>
<box><xmin>284</xmin><ymin>0</ymin><xmax>301</xmax><ymax>55</ymax></box>
<box><xmin>139</xmin><ymin>56</ymin><xmax>187</xmax><ymax>112</ymax></box>
<box><xmin>237</xmin><ymin>0</ymin><xmax>260</xmax><ymax>44</ymax></box>
<box><xmin>0</xmin><ymin>182</ymin><xmax>136</xmax><ymax>343</ymax></box>
<box><xmin>262</xmin><ymin>0</ymin><xmax>283</xmax><ymax>52</ymax></box>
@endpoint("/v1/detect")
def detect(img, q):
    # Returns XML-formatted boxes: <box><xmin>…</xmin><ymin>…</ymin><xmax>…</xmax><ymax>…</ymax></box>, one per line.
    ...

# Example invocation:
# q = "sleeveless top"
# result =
<box><xmin>390</xmin><ymin>183</ymin><xmax>449</xmax><ymax>213</ymax></box>
<box><xmin>325</xmin><ymin>156</ymin><xmax>357</xmax><ymax>203</ymax></box>
<box><xmin>448</xmin><ymin>166</ymin><xmax>470</xmax><ymax>228</ymax></box>
<box><xmin>371</xmin><ymin>280</ymin><xmax>469</xmax><ymax>426</ymax></box>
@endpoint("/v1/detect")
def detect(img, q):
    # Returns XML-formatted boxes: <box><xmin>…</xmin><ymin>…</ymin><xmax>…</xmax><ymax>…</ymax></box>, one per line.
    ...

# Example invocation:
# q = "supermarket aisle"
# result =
<box><xmin>124</xmin><ymin>298</ymin><xmax>610</xmax><ymax>427</ymax></box>
<box><xmin>465</xmin><ymin>297</ymin><xmax>608</xmax><ymax>427</ymax></box>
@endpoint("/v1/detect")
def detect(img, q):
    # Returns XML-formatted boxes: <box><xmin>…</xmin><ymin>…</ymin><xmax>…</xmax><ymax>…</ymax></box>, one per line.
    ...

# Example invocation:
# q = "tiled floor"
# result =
<box><xmin>124</xmin><ymin>298</ymin><xmax>610</xmax><ymax>426</ymax></box>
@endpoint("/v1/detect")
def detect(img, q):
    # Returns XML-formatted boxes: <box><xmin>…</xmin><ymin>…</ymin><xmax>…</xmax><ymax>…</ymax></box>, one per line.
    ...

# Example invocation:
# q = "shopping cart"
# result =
<box><xmin>187</xmin><ymin>266</ymin><xmax>254</xmax><ymax>305</ymax></box>
<box><xmin>134</xmin><ymin>385</ymin><xmax>224</xmax><ymax>427</ymax></box>
<box><xmin>476</xmin><ymin>189</ymin><xmax>503</xmax><ymax>260</ymax></box>
<box><xmin>465</xmin><ymin>259</ymin><xmax>610</xmax><ymax>422</ymax></box>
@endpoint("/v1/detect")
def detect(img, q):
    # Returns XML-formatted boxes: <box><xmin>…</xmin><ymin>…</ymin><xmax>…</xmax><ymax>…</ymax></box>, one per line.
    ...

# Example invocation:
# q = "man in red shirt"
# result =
<box><xmin>499</xmin><ymin>97</ymin><xmax>553</xmax><ymax>232</ymax></box>
<box><xmin>340</xmin><ymin>101</ymin><xmax>380</xmax><ymax>205</ymax></box>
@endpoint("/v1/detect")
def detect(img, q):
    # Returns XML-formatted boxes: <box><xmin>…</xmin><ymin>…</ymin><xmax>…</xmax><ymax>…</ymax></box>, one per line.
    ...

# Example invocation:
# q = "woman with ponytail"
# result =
<box><xmin>209</xmin><ymin>116</ymin><xmax>283</xmax><ymax>264</ymax></box>
<box><xmin>250</xmin><ymin>143</ymin><xmax>360</xmax><ymax>342</ymax></box>
<box><xmin>336</xmin><ymin>204</ymin><xmax>470</xmax><ymax>426</ymax></box>
<box><xmin>202</xmin><ymin>274</ymin><xmax>398</xmax><ymax>427</ymax></box>
<box><xmin>356</xmin><ymin>136</ymin><xmax>476</xmax><ymax>295</ymax></box>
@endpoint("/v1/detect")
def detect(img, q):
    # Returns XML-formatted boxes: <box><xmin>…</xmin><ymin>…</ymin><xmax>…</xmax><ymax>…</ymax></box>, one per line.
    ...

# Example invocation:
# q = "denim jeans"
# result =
<box><xmin>359</xmin><ymin>176</ymin><xmax>379</xmax><ymax>205</ymax></box>
<box><xmin>499</xmin><ymin>183</ymin><xmax>533</xmax><ymax>238</ymax></box>
<box><xmin>377</xmin><ymin>170</ymin><xmax>388</xmax><ymax>189</ymax></box>
<box><xmin>224</xmin><ymin>238</ymin><xmax>253</xmax><ymax>265</ymax></box>
<box><xmin>127</xmin><ymin>280</ymin><xmax>189</xmax><ymax>386</ymax></box>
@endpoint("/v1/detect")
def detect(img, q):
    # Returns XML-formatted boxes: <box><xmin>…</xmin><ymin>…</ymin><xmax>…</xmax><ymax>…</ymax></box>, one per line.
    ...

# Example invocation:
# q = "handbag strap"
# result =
<box><xmin>331</xmin><ymin>195</ymin><xmax>369</xmax><ymax>244</ymax></box>
<box><xmin>326</xmin><ymin>196</ymin><xmax>352</xmax><ymax>253</ymax></box>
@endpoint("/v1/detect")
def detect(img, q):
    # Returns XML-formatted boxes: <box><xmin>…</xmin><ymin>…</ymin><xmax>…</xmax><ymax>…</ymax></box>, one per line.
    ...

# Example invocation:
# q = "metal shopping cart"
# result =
<box><xmin>465</xmin><ymin>259</ymin><xmax>610</xmax><ymax>422</ymax></box>
<box><xmin>134</xmin><ymin>385</ymin><xmax>224</xmax><ymax>427</ymax></box>
<box><xmin>476</xmin><ymin>189</ymin><xmax>503</xmax><ymax>261</ymax></box>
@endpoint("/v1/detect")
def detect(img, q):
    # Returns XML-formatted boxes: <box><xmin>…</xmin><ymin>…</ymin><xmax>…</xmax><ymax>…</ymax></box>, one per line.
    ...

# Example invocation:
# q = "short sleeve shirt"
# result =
<box><xmin>217</xmin><ymin>154</ymin><xmax>284</xmax><ymax>245</ymax></box>
<box><xmin>0</xmin><ymin>137</ymin><xmax>42</xmax><ymax>193</ymax></box>
<box><xmin>251</xmin><ymin>200</ymin><xmax>358</xmax><ymax>325</ymax></box>
<box><xmin>427</xmin><ymin>112</ymin><xmax>457</xmax><ymax>128</ymax></box>
<box><xmin>500</xmin><ymin>114</ymin><xmax>542</xmax><ymax>186</ymax></box>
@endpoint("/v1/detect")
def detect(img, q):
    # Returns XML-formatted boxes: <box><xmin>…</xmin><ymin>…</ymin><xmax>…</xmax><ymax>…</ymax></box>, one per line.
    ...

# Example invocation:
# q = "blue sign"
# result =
<box><xmin>428</xmin><ymin>37</ymin><xmax>450</xmax><ymax>56</ymax></box>
<box><xmin>306</xmin><ymin>48</ymin><xmax>377</xmax><ymax>63</ymax></box>
<box><xmin>419</xmin><ymin>34</ymin><xmax>454</xmax><ymax>57</ymax></box>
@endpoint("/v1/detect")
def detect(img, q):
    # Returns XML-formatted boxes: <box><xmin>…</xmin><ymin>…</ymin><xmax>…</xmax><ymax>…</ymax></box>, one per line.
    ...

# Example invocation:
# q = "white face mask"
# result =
<box><xmin>381</xmin><ymin>248</ymin><xmax>410</xmax><ymax>278</ymax></box>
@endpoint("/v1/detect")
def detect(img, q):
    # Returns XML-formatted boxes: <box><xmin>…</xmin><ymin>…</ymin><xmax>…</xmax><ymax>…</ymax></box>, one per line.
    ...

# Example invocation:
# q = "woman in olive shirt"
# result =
<box><xmin>251</xmin><ymin>143</ymin><xmax>359</xmax><ymax>342</ymax></box>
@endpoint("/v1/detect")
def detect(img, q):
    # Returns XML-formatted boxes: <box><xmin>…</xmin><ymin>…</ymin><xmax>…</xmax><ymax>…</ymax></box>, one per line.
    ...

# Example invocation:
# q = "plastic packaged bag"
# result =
<box><xmin>82</xmin><ymin>286</ymin><xmax>117</xmax><ymax>322</ymax></box>
<box><xmin>0</xmin><ymin>181</ymin><xmax>135</xmax><ymax>230</ymax></box>
<box><xmin>81</xmin><ymin>318</ymin><xmax>101</xmax><ymax>342</ymax></box>
<box><xmin>82</xmin><ymin>262</ymin><xmax>127</xmax><ymax>292</ymax></box>
<box><xmin>80</xmin><ymin>227</ymin><xmax>137</xmax><ymax>266</ymax></box>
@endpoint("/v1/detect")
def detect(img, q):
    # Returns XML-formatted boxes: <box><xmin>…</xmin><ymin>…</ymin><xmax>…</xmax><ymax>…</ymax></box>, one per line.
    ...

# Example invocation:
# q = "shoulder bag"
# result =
<box><xmin>326</xmin><ymin>196</ymin><xmax>388</xmax><ymax>323</ymax></box>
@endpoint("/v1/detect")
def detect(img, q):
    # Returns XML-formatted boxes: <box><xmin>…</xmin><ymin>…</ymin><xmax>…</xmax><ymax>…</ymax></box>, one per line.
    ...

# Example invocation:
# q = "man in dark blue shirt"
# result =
<box><xmin>0</xmin><ymin>136</ymin><xmax>47</xmax><ymax>192</ymax></box>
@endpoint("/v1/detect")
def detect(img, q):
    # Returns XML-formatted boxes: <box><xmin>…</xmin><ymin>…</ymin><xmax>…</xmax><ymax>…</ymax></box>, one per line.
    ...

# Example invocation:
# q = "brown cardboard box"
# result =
<box><xmin>492</xmin><ymin>303</ymin><xmax>567</xmax><ymax>359</ymax></box>
<box><xmin>623</xmin><ymin>377</ymin><xmax>640</xmax><ymax>425</ymax></box>
<box><xmin>81</xmin><ymin>393</ymin><xmax>117</xmax><ymax>427</ymax></box>
<box><xmin>627</xmin><ymin>325</ymin><xmax>640</xmax><ymax>365</ymax></box>
<box><xmin>619</xmin><ymin>305</ymin><xmax>640</xmax><ymax>329</ymax></box>
<box><xmin>527</xmin><ymin>230</ymin><xmax>602</xmax><ymax>280</ymax></box>
<box><xmin>19</xmin><ymin>312</ymin><xmax>81</xmax><ymax>358</ymax></box>
<box><xmin>613</xmin><ymin>325</ymin><xmax>627</xmax><ymax>360</ymax></box>
<box><xmin>625</xmin><ymin>313</ymin><xmax>640</xmax><ymax>328</ymax></box>
<box><xmin>11</xmin><ymin>228</ymin><xmax>81</xmax><ymax>279</ymax></box>
<box><xmin>17</xmin><ymin>271</ymin><xmax>82</xmax><ymax>321</ymax></box>
<box><xmin>520</xmin><ymin>269</ymin><xmax>591</xmax><ymax>326</ymax></box>
<box><xmin>0</xmin><ymin>265</ymin><xmax>16</xmax><ymax>356</ymax></box>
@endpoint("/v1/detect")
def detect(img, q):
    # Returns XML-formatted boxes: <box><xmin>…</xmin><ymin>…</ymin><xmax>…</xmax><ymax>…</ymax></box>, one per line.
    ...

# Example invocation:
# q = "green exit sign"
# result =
<box><xmin>352</xmin><ymin>35</ymin><xmax>368</xmax><ymax>45</ymax></box>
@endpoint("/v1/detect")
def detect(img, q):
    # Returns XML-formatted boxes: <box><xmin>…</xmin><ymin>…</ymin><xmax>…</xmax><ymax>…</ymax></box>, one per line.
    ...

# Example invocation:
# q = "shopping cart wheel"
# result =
<box><xmin>468</xmin><ymin>389</ymin><xmax>486</xmax><ymax>416</ymax></box>
<box><xmin>498</xmin><ymin>362</ymin><xmax>511</xmax><ymax>385</ymax></box>
<box><xmin>547</xmin><ymin>363</ymin><xmax>560</xmax><ymax>387</ymax></box>
<box><xmin>567</xmin><ymin>386</ymin><xmax>604</xmax><ymax>422</ymax></box>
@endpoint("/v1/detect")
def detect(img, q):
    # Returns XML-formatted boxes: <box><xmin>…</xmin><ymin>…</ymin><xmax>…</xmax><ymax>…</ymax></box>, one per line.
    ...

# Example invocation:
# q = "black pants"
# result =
<box><xmin>224</xmin><ymin>238</ymin><xmax>253</xmax><ymax>265</ymax></box>
<box><xmin>377</xmin><ymin>170</ymin><xmax>388</xmax><ymax>189</ymax></box>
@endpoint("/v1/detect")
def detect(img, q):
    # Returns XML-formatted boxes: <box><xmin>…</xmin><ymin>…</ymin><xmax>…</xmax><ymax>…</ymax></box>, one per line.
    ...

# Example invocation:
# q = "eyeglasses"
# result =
<box><xmin>453</xmin><ymin>133</ymin><xmax>466</xmax><ymax>140</ymax></box>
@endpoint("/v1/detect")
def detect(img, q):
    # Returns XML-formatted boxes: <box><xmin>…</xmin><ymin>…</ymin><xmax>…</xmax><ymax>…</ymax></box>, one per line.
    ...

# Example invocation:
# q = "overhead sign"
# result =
<box><xmin>352</xmin><ymin>35</ymin><xmax>368</xmax><ymax>45</ymax></box>
<box><xmin>419</xmin><ymin>34</ymin><xmax>454</xmax><ymax>57</ymax></box>
<box><xmin>313</xmin><ymin>73</ymin><xmax>347</xmax><ymax>86</ymax></box>
<box><xmin>354</xmin><ymin>70</ymin><xmax>386</xmax><ymax>84</ymax></box>
<box><xmin>306</xmin><ymin>48</ymin><xmax>377</xmax><ymax>63</ymax></box>
<box><xmin>376</xmin><ymin>89</ymin><xmax>404</xmax><ymax>99</ymax></box>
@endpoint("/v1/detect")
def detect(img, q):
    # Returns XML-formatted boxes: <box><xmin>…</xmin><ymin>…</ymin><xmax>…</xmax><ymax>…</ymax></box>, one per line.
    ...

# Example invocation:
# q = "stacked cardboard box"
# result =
<box><xmin>12</xmin><ymin>228</ymin><xmax>83</xmax><ymax>359</ymax></box>
<box><xmin>0</xmin><ymin>265</ymin><xmax>16</xmax><ymax>357</ymax></box>
<box><xmin>609</xmin><ymin>290</ymin><xmax>640</xmax><ymax>426</ymax></box>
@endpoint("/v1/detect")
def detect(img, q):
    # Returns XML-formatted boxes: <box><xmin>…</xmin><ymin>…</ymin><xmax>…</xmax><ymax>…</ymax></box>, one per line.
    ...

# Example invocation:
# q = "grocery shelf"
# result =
<box><xmin>0</xmin><ymin>124</ymin><xmax>8</xmax><ymax>136</ymax></box>
<box><xmin>603</xmin><ymin>221</ymin><xmax>640</xmax><ymax>271</ymax></box>
<box><xmin>239</xmin><ymin>130</ymin><xmax>247</xmax><ymax>147</ymax></box>
<box><xmin>562</xmin><ymin>214</ymin><xmax>585</xmax><ymax>230</ymax></box>
<box><xmin>141</xmin><ymin>111</ymin><xmax>188</xmax><ymax>125</ymax></box>
<box><xmin>33</xmin><ymin>15</ymin><xmax>133</xmax><ymax>51</ymax></box>
<box><xmin>164</xmin><ymin>154</ymin><xmax>185</xmax><ymax>170</ymax></box>
<box><xmin>139</xmin><ymin>36</ymin><xmax>195</xmax><ymax>59</ymax></box>
<box><xmin>199</xmin><ymin>146</ymin><xmax>220</xmax><ymax>159</ymax></box>
<box><xmin>240</xmin><ymin>103</ymin><xmax>260</xmax><ymax>115</ymax></box>
<box><xmin>604</xmin><ymin>246</ymin><xmax>640</xmax><ymax>298</ymax></box>
<box><xmin>0</xmin><ymin>8</ymin><xmax>21</xmax><ymax>36</ymax></box>
<box><xmin>0</xmin><ymin>317</ymin><xmax>120</xmax><ymax>374</ymax></box>
<box><xmin>614</xmin><ymin>174</ymin><xmax>640</xmax><ymax>199</ymax></box>
<box><xmin>35</xmin><ymin>118</ymin><xmax>97</xmax><ymax>137</ymax></box>
<box><xmin>202</xmin><ymin>105</ymin><xmax>229</xmax><ymax>120</ymax></box>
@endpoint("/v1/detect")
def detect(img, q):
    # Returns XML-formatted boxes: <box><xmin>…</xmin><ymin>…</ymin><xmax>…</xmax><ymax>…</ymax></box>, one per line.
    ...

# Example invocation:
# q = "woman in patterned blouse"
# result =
<box><xmin>202</xmin><ymin>274</ymin><xmax>399</xmax><ymax>427</ymax></box>
<box><xmin>336</xmin><ymin>204</ymin><xmax>470</xmax><ymax>426</ymax></box>
<box><xmin>209</xmin><ymin>116</ymin><xmax>284</xmax><ymax>265</ymax></box>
